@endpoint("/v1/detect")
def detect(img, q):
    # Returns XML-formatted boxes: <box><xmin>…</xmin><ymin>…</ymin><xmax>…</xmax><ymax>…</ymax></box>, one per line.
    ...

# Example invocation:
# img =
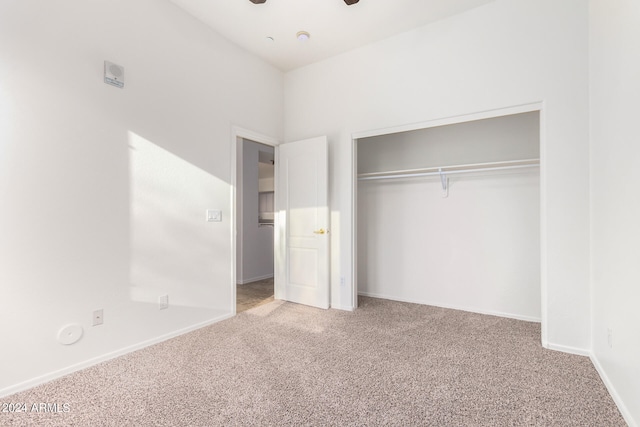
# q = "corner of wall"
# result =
<box><xmin>590</xmin><ymin>354</ymin><xmax>638</xmax><ymax>427</ymax></box>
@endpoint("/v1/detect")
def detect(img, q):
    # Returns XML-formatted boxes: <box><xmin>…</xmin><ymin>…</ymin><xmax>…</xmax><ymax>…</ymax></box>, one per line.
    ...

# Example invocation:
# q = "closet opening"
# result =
<box><xmin>354</xmin><ymin>109</ymin><xmax>541</xmax><ymax>324</ymax></box>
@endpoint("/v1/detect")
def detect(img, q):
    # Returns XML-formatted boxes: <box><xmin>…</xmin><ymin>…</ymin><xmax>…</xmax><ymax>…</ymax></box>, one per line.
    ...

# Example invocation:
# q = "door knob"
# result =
<box><xmin>313</xmin><ymin>228</ymin><xmax>327</xmax><ymax>235</ymax></box>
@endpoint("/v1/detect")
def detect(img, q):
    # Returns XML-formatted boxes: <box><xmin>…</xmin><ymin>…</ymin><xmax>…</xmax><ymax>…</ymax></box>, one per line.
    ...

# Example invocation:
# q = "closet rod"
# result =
<box><xmin>357</xmin><ymin>158</ymin><xmax>539</xmax><ymax>181</ymax></box>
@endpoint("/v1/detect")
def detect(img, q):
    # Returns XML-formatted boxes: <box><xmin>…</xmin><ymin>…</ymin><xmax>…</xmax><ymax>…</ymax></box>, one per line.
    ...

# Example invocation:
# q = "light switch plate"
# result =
<box><xmin>159</xmin><ymin>295</ymin><xmax>169</xmax><ymax>310</ymax></box>
<box><xmin>206</xmin><ymin>209</ymin><xmax>222</xmax><ymax>222</ymax></box>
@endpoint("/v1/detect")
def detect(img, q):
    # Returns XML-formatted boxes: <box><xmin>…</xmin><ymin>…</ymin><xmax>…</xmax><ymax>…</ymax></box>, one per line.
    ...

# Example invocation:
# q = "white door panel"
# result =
<box><xmin>275</xmin><ymin>136</ymin><xmax>329</xmax><ymax>309</ymax></box>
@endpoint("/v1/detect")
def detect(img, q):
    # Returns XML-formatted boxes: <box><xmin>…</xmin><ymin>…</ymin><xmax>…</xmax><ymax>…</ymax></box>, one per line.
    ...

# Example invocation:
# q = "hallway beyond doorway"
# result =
<box><xmin>237</xmin><ymin>278</ymin><xmax>274</xmax><ymax>313</ymax></box>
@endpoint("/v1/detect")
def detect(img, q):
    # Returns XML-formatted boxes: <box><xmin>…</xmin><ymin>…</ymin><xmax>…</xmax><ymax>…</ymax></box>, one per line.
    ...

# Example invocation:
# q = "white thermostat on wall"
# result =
<box><xmin>104</xmin><ymin>61</ymin><xmax>124</xmax><ymax>88</ymax></box>
<box><xmin>207</xmin><ymin>209</ymin><xmax>222</xmax><ymax>222</ymax></box>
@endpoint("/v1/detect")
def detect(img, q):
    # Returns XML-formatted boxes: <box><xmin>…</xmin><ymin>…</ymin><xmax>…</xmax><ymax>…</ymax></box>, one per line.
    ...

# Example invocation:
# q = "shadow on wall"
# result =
<box><xmin>128</xmin><ymin>132</ymin><xmax>230</xmax><ymax>311</ymax></box>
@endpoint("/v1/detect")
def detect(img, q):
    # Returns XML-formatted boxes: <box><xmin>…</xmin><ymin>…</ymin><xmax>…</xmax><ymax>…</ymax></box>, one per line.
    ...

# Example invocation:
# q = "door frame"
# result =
<box><xmin>230</xmin><ymin>125</ymin><xmax>280</xmax><ymax>315</ymax></box>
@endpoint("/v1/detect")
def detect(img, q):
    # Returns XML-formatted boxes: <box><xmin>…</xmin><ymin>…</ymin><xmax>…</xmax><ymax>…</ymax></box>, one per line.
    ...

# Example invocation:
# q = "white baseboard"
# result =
<box><xmin>358</xmin><ymin>291</ymin><xmax>541</xmax><ymax>323</ymax></box>
<box><xmin>543</xmin><ymin>341</ymin><xmax>591</xmax><ymax>357</ymax></box>
<box><xmin>237</xmin><ymin>274</ymin><xmax>274</xmax><ymax>285</ymax></box>
<box><xmin>0</xmin><ymin>312</ymin><xmax>234</xmax><ymax>398</ymax></box>
<box><xmin>331</xmin><ymin>304</ymin><xmax>355</xmax><ymax>312</ymax></box>
<box><xmin>590</xmin><ymin>354</ymin><xmax>637</xmax><ymax>427</ymax></box>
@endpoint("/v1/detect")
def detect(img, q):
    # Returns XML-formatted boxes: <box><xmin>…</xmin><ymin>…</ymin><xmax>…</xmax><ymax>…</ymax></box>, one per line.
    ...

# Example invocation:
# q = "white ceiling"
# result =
<box><xmin>168</xmin><ymin>0</ymin><xmax>495</xmax><ymax>71</ymax></box>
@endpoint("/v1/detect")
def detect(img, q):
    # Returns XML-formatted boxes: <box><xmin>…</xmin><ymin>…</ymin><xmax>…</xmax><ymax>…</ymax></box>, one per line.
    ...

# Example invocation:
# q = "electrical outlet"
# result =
<box><xmin>340</xmin><ymin>276</ymin><xmax>346</xmax><ymax>287</ymax></box>
<box><xmin>159</xmin><ymin>295</ymin><xmax>169</xmax><ymax>310</ymax></box>
<box><xmin>93</xmin><ymin>309</ymin><xmax>104</xmax><ymax>326</ymax></box>
<box><xmin>607</xmin><ymin>328</ymin><xmax>613</xmax><ymax>348</ymax></box>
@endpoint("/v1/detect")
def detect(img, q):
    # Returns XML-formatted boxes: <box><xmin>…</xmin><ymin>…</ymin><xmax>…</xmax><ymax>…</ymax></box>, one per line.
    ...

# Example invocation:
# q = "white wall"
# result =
<box><xmin>285</xmin><ymin>0</ymin><xmax>590</xmax><ymax>351</ymax></box>
<box><xmin>357</xmin><ymin>112</ymin><xmax>540</xmax><ymax>173</ymax></box>
<box><xmin>239</xmin><ymin>139</ymin><xmax>274</xmax><ymax>283</ymax></box>
<box><xmin>590</xmin><ymin>0</ymin><xmax>640</xmax><ymax>424</ymax></box>
<box><xmin>358</xmin><ymin>113</ymin><xmax>540</xmax><ymax>321</ymax></box>
<box><xmin>0</xmin><ymin>0</ymin><xmax>283</xmax><ymax>395</ymax></box>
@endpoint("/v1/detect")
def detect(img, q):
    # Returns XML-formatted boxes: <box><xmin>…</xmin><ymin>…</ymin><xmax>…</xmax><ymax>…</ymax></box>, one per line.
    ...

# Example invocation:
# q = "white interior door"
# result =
<box><xmin>275</xmin><ymin>136</ymin><xmax>330</xmax><ymax>309</ymax></box>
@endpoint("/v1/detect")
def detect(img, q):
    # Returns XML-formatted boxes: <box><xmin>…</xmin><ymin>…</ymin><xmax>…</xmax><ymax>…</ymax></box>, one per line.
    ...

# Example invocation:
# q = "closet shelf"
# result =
<box><xmin>357</xmin><ymin>158</ymin><xmax>540</xmax><ymax>181</ymax></box>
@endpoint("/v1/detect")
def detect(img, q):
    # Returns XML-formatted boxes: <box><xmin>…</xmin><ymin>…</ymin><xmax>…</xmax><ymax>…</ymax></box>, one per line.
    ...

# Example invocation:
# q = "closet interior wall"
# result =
<box><xmin>357</xmin><ymin>112</ymin><xmax>541</xmax><ymax>321</ymax></box>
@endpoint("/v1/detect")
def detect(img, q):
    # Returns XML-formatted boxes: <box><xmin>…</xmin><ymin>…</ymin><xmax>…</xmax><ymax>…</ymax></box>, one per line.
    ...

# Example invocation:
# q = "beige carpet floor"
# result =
<box><xmin>236</xmin><ymin>278</ymin><xmax>274</xmax><ymax>313</ymax></box>
<box><xmin>1</xmin><ymin>297</ymin><xmax>626</xmax><ymax>426</ymax></box>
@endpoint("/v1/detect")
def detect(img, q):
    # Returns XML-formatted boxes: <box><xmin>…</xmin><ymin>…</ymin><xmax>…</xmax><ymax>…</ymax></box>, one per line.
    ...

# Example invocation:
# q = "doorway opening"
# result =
<box><xmin>231</xmin><ymin>129</ymin><xmax>330</xmax><ymax>313</ymax></box>
<box><xmin>233</xmin><ymin>130</ymin><xmax>278</xmax><ymax>314</ymax></box>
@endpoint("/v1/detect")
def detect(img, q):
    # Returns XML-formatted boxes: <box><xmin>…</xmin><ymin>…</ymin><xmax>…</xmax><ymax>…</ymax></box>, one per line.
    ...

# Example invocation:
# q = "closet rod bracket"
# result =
<box><xmin>439</xmin><ymin>168</ymin><xmax>449</xmax><ymax>198</ymax></box>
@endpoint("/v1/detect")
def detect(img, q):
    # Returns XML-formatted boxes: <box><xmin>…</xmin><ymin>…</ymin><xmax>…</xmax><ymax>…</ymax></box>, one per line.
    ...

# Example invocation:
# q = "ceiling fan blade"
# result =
<box><xmin>248</xmin><ymin>0</ymin><xmax>359</xmax><ymax>5</ymax></box>
<box><xmin>249</xmin><ymin>0</ymin><xmax>359</xmax><ymax>4</ymax></box>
